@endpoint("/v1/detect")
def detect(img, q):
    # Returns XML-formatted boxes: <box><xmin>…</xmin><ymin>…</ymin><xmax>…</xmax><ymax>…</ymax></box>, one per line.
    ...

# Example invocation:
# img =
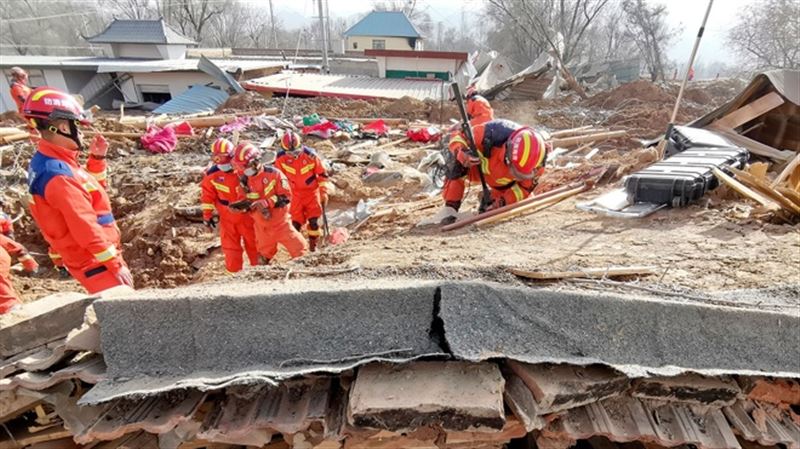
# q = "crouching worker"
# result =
<box><xmin>23</xmin><ymin>87</ymin><xmax>133</xmax><ymax>293</ymax></box>
<box><xmin>200</xmin><ymin>138</ymin><xmax>259</xmax><ymax>274</ymax></box>
<box><xmin>232</xmin><ymin>142</ymin><xmax>307</xmax><ymax>264</ymax></box>
<box><xmin>1</xmin><ymin>234</ymin><xmax>38</xmax><ymax>314</ymax></box>
<box><xmin>436</xmin><ymin>119</ymin><xmax>549</xmax><ymax>224</ymax></box>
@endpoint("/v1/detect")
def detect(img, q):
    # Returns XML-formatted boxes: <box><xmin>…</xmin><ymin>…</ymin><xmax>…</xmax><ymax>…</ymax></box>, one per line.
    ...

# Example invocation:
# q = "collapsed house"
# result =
<box><xmin>0</xmin><ymin>280</ymin><xmax>798</xmax><ymax>449</ymax></box>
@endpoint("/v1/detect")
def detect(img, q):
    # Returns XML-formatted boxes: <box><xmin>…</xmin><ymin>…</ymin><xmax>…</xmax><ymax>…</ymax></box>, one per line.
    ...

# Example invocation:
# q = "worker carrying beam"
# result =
<box><xmin>1</xmin><ymin>234</ymin><xmax>39</xmax><ymax>314</ymax></box>
<box><xmin>232</xmin><ymin>142</ymin><xmax>307</xmax><ymax>264</ymax></box>
<box><xmin>22</xmin><ymin>86</ymin><xmax>133</xmax><ymax>293</ymax></box>
<box><xmin>9</xmin><ymin>67</ymin><xmax>31</xmax><ymax>116</ymax></box>
<box><xmin>200</xmin><ymin>138</ymin><xmax>259</xmax><ymax>274</ymax></box>
<box><xmin>437</xmin><ymin>119</ymin><xmax>549</xmax><ymax>224</ymax></box>
<box><xmin>275</xmin><ymin>131</ymin><xmax>331</xmax><ymax>252</ymax></box>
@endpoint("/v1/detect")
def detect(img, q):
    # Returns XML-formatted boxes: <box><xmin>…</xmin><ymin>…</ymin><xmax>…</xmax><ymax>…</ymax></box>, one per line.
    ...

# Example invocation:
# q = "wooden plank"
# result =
<box><xmin>747</xmin><ymin>162</ymin><xmax>770</xmax><ymax>180</ymax></box>
<box><xmin>551</xmin><ymin>130</ymin><xmax>627</xmax><ymax>148</ymax></box>
<box><xmin>729</xmin><ymin>167</ymin><xmax>800</xmax><ymax>215</ymax></box>
<box><xmin>709</xmin><ymin>127</ymin><xmax>794</xmax><ymax>161</ymax></box>
<box><xmin>509</xmin><ymin>266</ymin><xmax>658</xmax><ymax>280</ymax></box>
<box><xmin>549</xmin><ymin>125</ymin><xmax>594</xmax><ymax>138</ymax></box>
<box><xmin>776</xmin><ymin>186</ymin><xmax>800</xmax><ymax>209</ymax></box>
<box><xmin>0</xmin><ymin>426</ymin><xmax>72</xmax><ymax>449</ymax></box>
<box><xmin>712</xmin><ymin>167</ymin><xmax>780</xmax><ymax>210</ymax></box>
<box><xmin>713</xmin><ymin>92</ymin><xmax>785</xmax><ymax>129</ymax></box>
<box><xmin>772</xmin><ymin>152</ymin><xmax>800</xmax><ymax>187</ymax></box>
<box><xmin>474</xmin><ymin>183</ymin><xmax>590</xmax><ymax>227</ymax></box>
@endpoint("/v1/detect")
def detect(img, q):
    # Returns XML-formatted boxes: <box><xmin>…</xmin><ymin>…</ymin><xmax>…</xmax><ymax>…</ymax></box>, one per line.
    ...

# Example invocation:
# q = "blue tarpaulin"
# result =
<box><xmin>153</xmin><ymin>84</ymin><xmax>229</xmax><ymax>114</ymax></box>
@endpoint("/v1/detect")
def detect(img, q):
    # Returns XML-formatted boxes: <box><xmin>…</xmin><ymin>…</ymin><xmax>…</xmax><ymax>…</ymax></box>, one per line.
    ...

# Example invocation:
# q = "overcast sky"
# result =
<box><xmin>268</xmin><ymin>0</ymin><xmax>747</xmax><ymax>65</ymax></box>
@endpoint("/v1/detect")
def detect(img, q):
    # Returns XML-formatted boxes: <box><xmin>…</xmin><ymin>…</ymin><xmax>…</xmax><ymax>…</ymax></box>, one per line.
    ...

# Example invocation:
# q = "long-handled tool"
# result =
<box><xmin>322</xmin><ymin>202</ymin><xmax>348</xmax><ymax>246</ymax></box>
<box><xmin>451</xmin><ymin>82</ymin><xmax>493</xmax><ymax>212</ymax></box>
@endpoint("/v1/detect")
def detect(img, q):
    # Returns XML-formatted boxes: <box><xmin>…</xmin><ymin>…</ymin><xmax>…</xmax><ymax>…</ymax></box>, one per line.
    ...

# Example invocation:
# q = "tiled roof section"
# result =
<box><xmin>0</xmin><ymin>354</ymin><xmax>105</xmax><ymax>391</ymax></box>
<box><xmin>86</xmin><ymin>19</ymin><xmax>195</xmax><ymax>45</ymax></box>
<box><xmin>343</xmin><ymin>11</ymin><xmax>422</xmax><ymax>38</ymax></box>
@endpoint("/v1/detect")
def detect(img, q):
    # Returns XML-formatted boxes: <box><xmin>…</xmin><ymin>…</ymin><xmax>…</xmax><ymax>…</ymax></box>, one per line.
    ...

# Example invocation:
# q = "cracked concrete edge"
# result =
<box><xmin>82</xmin><ymin>280</ymin><xmax>800</xmax><ymax>404</ymax></box>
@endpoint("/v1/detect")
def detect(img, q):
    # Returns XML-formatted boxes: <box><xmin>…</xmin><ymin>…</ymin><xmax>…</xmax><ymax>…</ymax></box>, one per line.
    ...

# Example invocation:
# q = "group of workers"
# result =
<box><xmin>200</xmin><ymin>131</ymin><xmax>330</xmax><ymax>274</ymax></box>
<box><xmin>0</xmin><ymin>66</ymin><xmax>548</xmax><ymax>314</ymax></box>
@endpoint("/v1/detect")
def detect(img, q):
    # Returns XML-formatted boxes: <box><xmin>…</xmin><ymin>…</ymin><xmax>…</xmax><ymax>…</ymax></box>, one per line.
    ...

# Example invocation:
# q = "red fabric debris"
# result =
<box><xmin>406</xmin><ymin>126</ymin><xmax>441</xmax><ymax>143</ymax></box>
<box><xmin>302</xmin><ymin>120</ymin><xmax>339</xmax><ymax>139</ymax></box>
<box><xmin>362</xmin><ymin>119</ymin><xmax>390</xmax><ymax>136</ymax></box>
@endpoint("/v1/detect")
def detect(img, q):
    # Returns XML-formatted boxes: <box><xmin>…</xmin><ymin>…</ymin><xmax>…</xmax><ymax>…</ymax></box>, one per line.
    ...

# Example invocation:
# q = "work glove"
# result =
<box><xmin>204</xmin><ymin>216</ymin><xmax>218</xmax><ymax>230</ymax></box>
<box><xmin>88</xmin><ymin>135</ymin><xmax>109</xmax><ymax>159</ymax></box>
<box><xmin>19</xmin><ymin>254</ymin><xmax>39</xmax><ymax>274</ymax></box>
<box><xmin>252</xmin><ymin>200</ymin><xmax>271</xmax><ymax>219</ymax></box>
<box><xmin>113</xmin><ymin>264</ymin><xmax>134</xmax><ymax>288</ymax></box>
<box><xmin>456</xmin><ymin>149</ymin><xmax>480</xmax><ymax>167</ymax></box>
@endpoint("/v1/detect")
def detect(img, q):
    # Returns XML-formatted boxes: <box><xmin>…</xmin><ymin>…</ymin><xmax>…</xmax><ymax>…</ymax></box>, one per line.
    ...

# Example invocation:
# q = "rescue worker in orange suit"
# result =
<box><xmin>23</xmin><ymin>87</ymin><xmax>133</xmax><ymax>294</ymax></box>
<box><xmin>200</xmin><ymin>138</ymin><xmax>259</xmax><ymax>274</ymax></box>
<box><xmin>275</xmin><ymin>131</ymin><xmax>330</xmax><ymax>251</ymax></box>
<box><xmin>0</xmin><ymin>199</ymin><xmax>14</xmax><ymax>239</ymax></box>
<box><xmin>9</xmin><ymin>67</ymin><xmax>32</xmax><ymax>116</ymax></box>
<box><xmin>438</xmin><ymin>119</ymin><xmax>548</xmax><ymax>223</ymax></box>
<box><xmin>1</xmin><ymin>234</ymin><xmax>39</xmax><ymax>314</ymax></box>
<box><xmin>465</xmin><ymin>86</ymin><xmax>494</xmax><ymax>126</ymax></box>
<box><xmin>232</xmin><ymin>143</ymin><xmax>307</xmax><ymax>263</ymax></box>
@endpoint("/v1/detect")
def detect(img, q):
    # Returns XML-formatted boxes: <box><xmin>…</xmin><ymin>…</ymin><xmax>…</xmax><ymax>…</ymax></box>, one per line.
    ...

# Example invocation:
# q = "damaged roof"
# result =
<box><xmin>85</xmin><ymin>18</ymin><xmax>196</xmax><ymax>45</ymax></box>
<box><xmin>244</xmin><ymin>72</ymin><xmax>446</xmax><ymax>101</ymax></box>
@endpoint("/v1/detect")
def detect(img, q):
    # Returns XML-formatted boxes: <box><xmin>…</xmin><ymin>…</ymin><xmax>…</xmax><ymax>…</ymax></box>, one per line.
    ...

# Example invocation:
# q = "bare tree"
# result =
<box><xmin>157</xmin><ymin>0</ymin><xmax>229</xmax><ymax>43</ymax></box>
<box><xmin>621</xmin><ymin>0</ymin><xmax>676</xmax><ymax>82</ymax></box>
<box><xmin>1</xmin><ymin>0</ymin><xmax>105</xmax><ymax>56</ymax></box>
<box><xmin>101</xmin><ymin>0</ymin><xmax>159</xmax><ymax>20</ymax></box>
<box><xmin>373</xmin><ymin>0</ymin><xmax>433</xmax><ymax>37</ymax></box>
<box><xmin>728</xmin><ymin>0</ymin><xmax>800</xmax><ymax>70</ymax></box>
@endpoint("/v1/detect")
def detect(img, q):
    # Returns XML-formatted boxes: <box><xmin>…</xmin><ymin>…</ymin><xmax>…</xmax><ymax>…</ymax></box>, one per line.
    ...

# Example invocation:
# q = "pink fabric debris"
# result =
<box><xmin>362</xmin><ymin>119</ymin><xmax>390</xmax><ymax>136</ymax></box>
<box><xmin>302</xmin><ymin>120</ymin><xmax>338</xmax><ymax>139</ymax></box>
<box><xmin>219</xmin><ymin>117</ymin><xmax>251</xmax><ymax>133</ymax></box>
<box><xmin>406</xmin><ymin>126</ymin><xmax>441</xmax><ymax>143</ymax></box>
<box><xmin>141</xmin><ymin>125</ymin><xmax>177</xmax><ymax>154</ymax></box>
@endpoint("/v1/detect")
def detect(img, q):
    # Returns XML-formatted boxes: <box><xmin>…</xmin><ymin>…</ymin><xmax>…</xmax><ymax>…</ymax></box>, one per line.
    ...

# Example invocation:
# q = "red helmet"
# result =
<box><xmin>23</xmin><ymin>87</ymin><xmax>91</xmax><ymax>129</ymax></box>
<box><xmin>210</xmin><ymin>138</ymin><xmax>234</xmax><ymax>164</ymax></box>
<box><xmin>232</xmin><ymin>142</ymin><xmax>262</xmax><ymax>173</ymax></box>
<box><xmin>280</xmin><ymin>131</ymin><xmax>301</xmax><ymax>151</ymax></box>
<box><xmin>506</xmin><ymin>128</ymin><xmax>547</xmax><ymax>180</ymax></box>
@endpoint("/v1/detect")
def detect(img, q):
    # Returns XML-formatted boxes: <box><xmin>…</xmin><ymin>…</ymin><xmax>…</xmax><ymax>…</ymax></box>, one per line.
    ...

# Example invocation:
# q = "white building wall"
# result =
<box><xmin>0</xmin><ymin>76</ymin><xmax>14</xmax><ymax>113</ymax></box>
<box><xmin>42</xmin><ymin>69</ymin><xmax>69</xmax><ymax>91</ymax></box>
<box><xmin>376</xmin><ymin>56</ymin><xmax>459</xmax><ymax>77</ymax></box>
<box><xmin>158</xmin><ymin>44</ymin><xmax>188</xmax><ymax>60</ymax></box>
<box><xmin>346</xmin><ymin>36</ymin><xmax>416</xmax><ymax>52</ymax></box>
<box><xmin>113</xmin><ymin>44</ymin><xmax>163</xmax><ymax>59</ymax></box>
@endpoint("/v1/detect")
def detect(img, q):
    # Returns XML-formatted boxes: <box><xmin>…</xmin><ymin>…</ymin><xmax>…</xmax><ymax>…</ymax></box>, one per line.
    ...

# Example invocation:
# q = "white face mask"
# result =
<box><xmin>217</xmin><ymin>163</ymin><xmax>232</xmax><ymax>172</ymax></box>
<box><xmin>244</xmin><ymin>167</ymin><xmax>257</xmax><ymax>177</ymax></box>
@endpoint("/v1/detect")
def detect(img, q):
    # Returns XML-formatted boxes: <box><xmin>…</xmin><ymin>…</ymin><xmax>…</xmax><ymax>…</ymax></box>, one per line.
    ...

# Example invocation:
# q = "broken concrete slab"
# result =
<box><xmin>438</xmin><ymin>282</ymin><xmax>800</xmax><ymax>378</ymax></box>
<box><xmin>631</xmin><ymin>373</ymin><xmax>741</xmax><ymax>406</ymax></box>
<box><xmin>0</xmin><ymin>292</ymin><xmax>92</xmax><ymax>358</ymax></box>
<box><xmin>348</xmin><ymin>361</ymin><xmax>505</xmax><ymax>432</ymax></box>
<box><xmin>507</xmin><ymin>362</ymin><xmax>628</xmax><ymax>414</ymax></box>
<box><xmin>65</xmin><ymin>304</ymin><xmax>101</xmax><ymax>354</ymax></box>
<box><xmin>84</xmin><ymin>280</ymin><xmax>444</xmax><ymax>404</ymax></box>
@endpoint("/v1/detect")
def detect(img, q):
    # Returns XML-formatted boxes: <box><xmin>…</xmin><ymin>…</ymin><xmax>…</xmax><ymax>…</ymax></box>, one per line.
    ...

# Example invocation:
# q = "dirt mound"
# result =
<box><xmin>585</xmin><ymin>80</ymin><xmax>673</xmax><ymax>108</ymax></box>
<box><xmin>216</xmin><ymin>91</ymin><xmax>275</xmax><ymax>113</ymax></box>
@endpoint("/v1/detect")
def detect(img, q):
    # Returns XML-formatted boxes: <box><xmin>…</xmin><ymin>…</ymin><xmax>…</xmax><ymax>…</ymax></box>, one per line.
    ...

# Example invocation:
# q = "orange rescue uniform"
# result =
<box><xmin>275</xmin><ymin>147</ymin><xmax>329</xmax><ymax>239</ymax></box>
<box><xmin>27</xmin><ymin>140</ymin><xmax>128</xmax><ymax>293</ymax></box>
<box><xmin>243</xmin><ymin>166</ymin><xmax>307</xmax><ymax>260</ymax></box>
<box><xmin>443</xmin><ymin>120</ymin><xmax>537</xmax><ymax>209</ymax></box>
<box><xmin>0</xmin><ymin>235</ymin><xmax>29</xmax><ymax>313</ymax></box>
<box><xmin>467</xmin><ymin>95</ymin><xmax>494</xmax><ymax>126</ymax></box>
<box><xmin>200</xmin><ymin>165</ymin><xmax>258</xmax><ymax>273</ymax></box>
<box><xmin>10</xmin><ymin>82</ymin><xmax>31</xmax><ymax>114</ymax></box>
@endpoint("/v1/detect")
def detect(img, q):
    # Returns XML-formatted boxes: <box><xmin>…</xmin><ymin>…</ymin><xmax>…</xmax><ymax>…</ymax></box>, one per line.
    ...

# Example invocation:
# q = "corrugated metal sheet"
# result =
<box><xmin>343</xmin><ymin>11</ymin><xmax>421</xmax><ymax>38</ymax></box>
<box><xmin>86</xmin><ymin>19</ymin><xmax>195</xmax><ymax>45</ymax></box>
<box><xmin>153</xmin><ymin>85</ymin><xmax>229</xmax><ymax>114</ymax></box>
<box><xmin>244</xmin><ymin>72</ymin><xmax>445</xmax><ymax>101</ymax></box>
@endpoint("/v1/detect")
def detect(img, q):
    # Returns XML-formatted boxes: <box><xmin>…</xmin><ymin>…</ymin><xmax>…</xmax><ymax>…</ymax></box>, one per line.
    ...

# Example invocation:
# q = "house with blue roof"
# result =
<box><xmin>343</xmin><ymin>11</ymin><xmax>423</xmax><ymax>52</ymax></box>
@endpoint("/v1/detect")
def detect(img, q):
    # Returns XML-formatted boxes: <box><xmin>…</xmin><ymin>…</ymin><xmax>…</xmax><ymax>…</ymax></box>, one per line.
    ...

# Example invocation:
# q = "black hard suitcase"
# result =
<box><xmin>625</xmin><ymin>146</ymin><xmax>748</xmax><ymax>207</ymax></box>
<box><xmin>664</xmin><ymin>125</ymin><xmax>733</xmax><ymax>157</ymax></box>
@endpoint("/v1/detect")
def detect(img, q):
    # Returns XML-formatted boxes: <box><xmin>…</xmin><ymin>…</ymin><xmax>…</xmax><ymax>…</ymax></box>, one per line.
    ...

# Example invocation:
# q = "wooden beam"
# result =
<box><xmin>712</xmin><ymin>167</ymin><xmax>780</xmax><ymax>210</ymax></box>
<box><xmin>551</xmin><ymin>130</ymin><xmax>627</xmax><ymax>148</ymax></box>
<box><xmin>549</xmin><ymin>125</ymin><xmax>594</xmax><ymax>138</ymax></box>
<box><xmin>509</xmin><ymin>266</ymin><xmax>658</xmax><ymax>280</ymax></box>
<box><xmin>474</xmin><ymin>183</ymin><xmax>590</xmax><ymax>227</ymax></box>
<box><xmin>708</xmin><ymin>127</ymin><xmax>794</xmax><ymax>161</ymax></box>
<box><xmin>0</xmin><ymin>426</ymin><xmax>72</xmax><ymax>449</ymax></box>
<box><xmin>772</xmin><ymin>152</ymin><xmax>800</xmax><ymax>187</ymax></box>
<box><xmin>712</xmin><ymin>92</ymin><xmax>785</xmax><ymax>129</ymax></box>
<box><xmin>729</xmin><ymin>167</ymin><xmax>800</xmax><ymax>215</ymax></box>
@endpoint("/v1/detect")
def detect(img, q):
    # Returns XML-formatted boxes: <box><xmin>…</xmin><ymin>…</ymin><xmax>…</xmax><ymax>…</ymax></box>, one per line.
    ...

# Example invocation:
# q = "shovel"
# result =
<box><xmin>322</xmin><ymin>203</ymin><xmax>349</xmax><ymax>246</ymax></box>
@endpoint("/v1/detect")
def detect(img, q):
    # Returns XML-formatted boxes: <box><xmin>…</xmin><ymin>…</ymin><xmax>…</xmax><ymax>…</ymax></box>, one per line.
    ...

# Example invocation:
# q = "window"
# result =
<box><xmin>372</xmin><ymin>39</ymin><xmax>386</xmax><ymax>50</ymax></box>
<box><xmin>137</xmin><ymin>84</ymin><xmax>171</xmax><ymax>104</ymax></box>
<box><xmin>353</xmin><ymin>42</ymin><xmax>358</xmax><ymax>49</ymax></box>
<box><xmin>4</xmin><ymin>68</ymin><xmax>46</xmax><ymax>88</ymax></box>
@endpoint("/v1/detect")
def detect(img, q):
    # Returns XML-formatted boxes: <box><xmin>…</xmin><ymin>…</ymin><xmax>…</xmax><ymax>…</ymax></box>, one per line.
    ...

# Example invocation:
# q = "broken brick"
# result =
<box><xmin>347</xmin><ymin>361</ymin><xmax>505</xmax><ymax>432</ymax></box>
<box><xmin>738</xmin><ymin>377</ymin><xmax>800</xmax><ymax>406</ymax></box>
<box><xmin>507</xmin><ymin>361</ymin><xmax>628</xmax><ymax>413</ymax></box>
<box><xmin>631</xmin><ymin>373</ymin><xmax>741</xmax><ymax>406</ymax></box>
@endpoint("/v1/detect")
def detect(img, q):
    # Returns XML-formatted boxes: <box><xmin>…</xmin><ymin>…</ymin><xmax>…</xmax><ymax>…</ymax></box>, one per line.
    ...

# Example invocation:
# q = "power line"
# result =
<box><xmin>2</xmin><ymin>11</ymin><xmax>95</xmax><ymax>22</ymax></box>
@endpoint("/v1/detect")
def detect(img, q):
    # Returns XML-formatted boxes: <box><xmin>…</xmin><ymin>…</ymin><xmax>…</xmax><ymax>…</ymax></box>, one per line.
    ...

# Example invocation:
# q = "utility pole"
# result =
<box><xmin>268</xmin><ymin>0</ymin><xmax>277</xmax><ymax>48</ymax></box>
<box><xmin>317</xmin><ymin>0</ymin><xmax>329</xmax><ymax>73</ymax></box>
<box><xmin>325</xmin><ymin>0</ymin><xmax>333</xmax><ymax>53</ymax></box>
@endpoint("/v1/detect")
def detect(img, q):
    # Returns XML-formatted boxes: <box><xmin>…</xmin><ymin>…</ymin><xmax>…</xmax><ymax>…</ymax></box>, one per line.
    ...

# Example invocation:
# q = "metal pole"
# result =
<box><xmin>317</xmin><ymin>0</ymin><xmax>330</xmax><ymax>73</ymax></box>
<box><xmin>669</xmin><ymin>0</ymin><xmax>714</xmax><ymax>123</ymax></box>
